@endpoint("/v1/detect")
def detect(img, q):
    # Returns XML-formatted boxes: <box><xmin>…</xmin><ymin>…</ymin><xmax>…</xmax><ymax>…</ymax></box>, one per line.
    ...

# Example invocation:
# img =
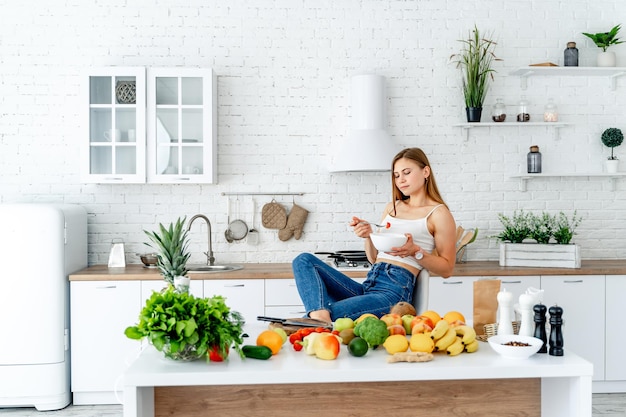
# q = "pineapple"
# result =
<box><xmin>144</xmin><ymin>217</ymin><xmax>190</xmax><ymax>285</ymax></box>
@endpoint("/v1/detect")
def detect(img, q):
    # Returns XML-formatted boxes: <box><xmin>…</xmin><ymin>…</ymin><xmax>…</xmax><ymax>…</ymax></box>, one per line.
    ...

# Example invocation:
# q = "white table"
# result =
<box><xmin>123</xmin><ymin>333</ymin><xmax>592</xmax><ymax>417</ymax></box>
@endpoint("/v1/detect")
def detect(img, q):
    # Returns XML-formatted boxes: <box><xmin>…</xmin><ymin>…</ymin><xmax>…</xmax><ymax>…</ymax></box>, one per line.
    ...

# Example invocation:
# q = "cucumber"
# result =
<box><xmin>242</xmin><ymin>345</ymin><xmax>273</xmax><ymax>360</ymax></box>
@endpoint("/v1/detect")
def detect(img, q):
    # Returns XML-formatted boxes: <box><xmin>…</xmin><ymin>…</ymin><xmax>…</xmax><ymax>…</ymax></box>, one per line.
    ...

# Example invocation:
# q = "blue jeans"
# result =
<box><xmin>292</xmin><ymin>253</ymin><xmax>415</xmax><ymax>321</ymax></box>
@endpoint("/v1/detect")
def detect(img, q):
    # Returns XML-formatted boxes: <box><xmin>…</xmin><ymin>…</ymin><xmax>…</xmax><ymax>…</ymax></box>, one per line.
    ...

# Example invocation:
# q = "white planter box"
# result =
<box><xmin>499</xmin><ymin>243</ymin><xmax>581</xmax><ymax>269</ymax></box>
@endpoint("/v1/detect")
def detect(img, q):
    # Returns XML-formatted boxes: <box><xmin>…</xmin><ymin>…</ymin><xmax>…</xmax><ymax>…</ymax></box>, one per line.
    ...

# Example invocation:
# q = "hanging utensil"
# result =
<box><xmin>247</xmin><ymin>198</ymin><xmax>260</xmax><ymax>245</ymax></box>
<box><xmin>227</xmin><ymin>196</ymin><xmax>248</xmax><ymax>241</ymax></box>
<box><xmin>225</xmin><ymin>197</ymin><xmax>234</xmax><ymax>243</ymax></box>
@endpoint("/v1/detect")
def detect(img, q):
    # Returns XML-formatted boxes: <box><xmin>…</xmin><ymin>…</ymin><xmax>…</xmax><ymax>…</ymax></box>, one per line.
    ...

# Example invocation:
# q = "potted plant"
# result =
<box><xmin>451</xmin><ymin>25</ymin><xmax>501</xmax><ymax>122</ymax></box>
<box><xmin>495</xmin><ymin>210</ymin><xmax>582</xmax><ymax>268</ymax></box>
<box><xmin>144</xmin><ymin>217</ymin><xmax>191</xmax><ymax>292</ymax></box>
<box><xmin>601</xmin><ymin>127</ymin><xmax>624</xmax><ymax>173</ymax></box>
<box><xmin>582</xmin><ymin>24</ymin><xmax>624</xmax><ymax>67</ymax></box>
<box><xmin>126</xmin><ymin>217</ymin><xmax>245</xmax><ymax>361</ymax></box>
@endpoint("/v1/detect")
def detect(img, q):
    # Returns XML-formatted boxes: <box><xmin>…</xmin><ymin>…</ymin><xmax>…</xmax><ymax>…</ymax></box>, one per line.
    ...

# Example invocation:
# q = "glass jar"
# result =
<box><xmin>527</xmin><ymin>145</ymin><xmax>542</xmax><ymax>173</ymax></box>
<box><xmin>544</xmin><ymin>98</ymin><xmax>558</xmax><ymax>122</ymax></box>
<box><xmin>564</xmin><ymin>42</ymin><xmax>579</xmax><ymax>67</ymax></box>
<box><xmin>491</xmin><ymin>98</ymin><xmax>507</xmax><ymax>122</ymax></box>
<box><xmin>517</xmin><ymin>97</ymin><xmax>530</xmax><ymax>122</ymax></box>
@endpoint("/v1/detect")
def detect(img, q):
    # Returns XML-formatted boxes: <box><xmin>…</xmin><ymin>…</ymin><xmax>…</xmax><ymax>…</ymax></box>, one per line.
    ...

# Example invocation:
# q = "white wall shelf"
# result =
<box><xmin>454</xmin><ymin>122</ymin><xmax>569</xmax><ymax>141</ymax></box>
<box><xmin>510</xmin><ymin>172</ymin><xmax>626</xmax><ymax>191</ymax></box>
<box><xmin>510</xmin><ymin>66</ymin><xmax>626</xmax><ymax>90</ymax></box>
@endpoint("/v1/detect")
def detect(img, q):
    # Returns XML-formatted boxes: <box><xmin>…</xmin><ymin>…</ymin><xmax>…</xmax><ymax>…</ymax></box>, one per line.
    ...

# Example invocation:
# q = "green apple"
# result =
<box><xmin>333</xmin><ymin>317</ymin><xmax>355</xmax><ymax>332</ymax></box>
<box><xmin>402</xmin><ymin>314</ymin><xmax>415</xmax><ymax>334</ymax></box>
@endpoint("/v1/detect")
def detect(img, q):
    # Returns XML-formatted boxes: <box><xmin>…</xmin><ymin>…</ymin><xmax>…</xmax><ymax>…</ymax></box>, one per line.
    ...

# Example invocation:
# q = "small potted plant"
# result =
<box><xmin>495</xmin><ymin>210</ymin><xmax>532</xmax><ymax>243</ymax></box>
<box><xmin>552</xmin><ymin>211</ymin><xmax>582</xmax><ymax>245</ymax></box>
<box><xmin>582</xmin><ymin>24</ymin><xmax>624</xmax><ymax>67</ymax></box>
<box><xmin>144</xmin><ymin>217</ymin><xmax>191</xmax><ymax>292</ymax></box>
<box><xmin>450</xmin><ymin>25</ymin><xmax>502</xmax><ymax>122</ymax></box>
<box><xmin>601</xmin><ymin>127</ymin><xmax>624</xmax><ymax>173</ymax></box>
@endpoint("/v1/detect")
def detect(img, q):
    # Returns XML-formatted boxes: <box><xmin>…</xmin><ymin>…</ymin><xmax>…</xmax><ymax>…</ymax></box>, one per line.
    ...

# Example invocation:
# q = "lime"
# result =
<box><xmin>348</xmin><ymin>337</ymin><xmax>368</xmax><ymax>357</ymax></box>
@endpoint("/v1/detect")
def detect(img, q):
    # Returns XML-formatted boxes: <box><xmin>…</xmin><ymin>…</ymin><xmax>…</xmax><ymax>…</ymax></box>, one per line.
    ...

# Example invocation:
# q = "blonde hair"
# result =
<box><xmin>390</xmin><ymin>148</ymin><xmax>447</xmax><ymax>214</ymax></box>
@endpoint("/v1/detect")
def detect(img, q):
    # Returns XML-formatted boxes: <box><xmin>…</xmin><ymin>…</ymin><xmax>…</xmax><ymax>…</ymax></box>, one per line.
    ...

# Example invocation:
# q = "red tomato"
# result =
<box><xmin>208</xmin><ymin>344</ymin><xmax>229</xmax><ymax>362</ymax></box>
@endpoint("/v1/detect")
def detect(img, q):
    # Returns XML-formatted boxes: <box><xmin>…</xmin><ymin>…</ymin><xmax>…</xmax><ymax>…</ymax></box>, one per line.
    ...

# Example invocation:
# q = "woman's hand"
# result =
<box><xmin>350</xmin><ymin>216</ymin><xmax>372</xmax><ymax>238</ymax></box>
<box><xmin>389</xmin><ymin>233</ymin><xmax>421</xmax><ymax>258</ymax></box>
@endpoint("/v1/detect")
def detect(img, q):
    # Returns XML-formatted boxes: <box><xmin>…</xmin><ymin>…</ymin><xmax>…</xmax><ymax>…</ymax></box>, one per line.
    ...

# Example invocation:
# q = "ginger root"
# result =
<box><xmin>387</xmin><ymin>351</ymin><xmax>434</xmax><ymax>363</ymax></box>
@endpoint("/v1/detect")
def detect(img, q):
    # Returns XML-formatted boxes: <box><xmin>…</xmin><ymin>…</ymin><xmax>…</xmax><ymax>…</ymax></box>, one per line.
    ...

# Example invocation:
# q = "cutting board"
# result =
<box><xmin>265</xmin><ymin>318</ymin><xmax>332</xmax><ymax>335</ymax></box>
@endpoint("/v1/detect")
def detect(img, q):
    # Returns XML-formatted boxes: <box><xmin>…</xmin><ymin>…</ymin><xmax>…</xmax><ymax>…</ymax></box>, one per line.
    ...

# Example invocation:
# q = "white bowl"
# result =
<box><xmin>370</xmin><ymin>233</ymin><xmax>408</xmax><ymax>252</ymax></box>
<box><xmin>488</xmin><ymin>334</ymin><xmax>544</xmax><ymax>360</ymax></box>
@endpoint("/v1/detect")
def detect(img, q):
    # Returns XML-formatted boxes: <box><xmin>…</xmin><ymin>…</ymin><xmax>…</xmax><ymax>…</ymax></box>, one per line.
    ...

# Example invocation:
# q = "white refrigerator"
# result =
<box><xmin>0</xmin><ymin>204</ymin><xmax>87</xmax><ymax>411</ymax></box>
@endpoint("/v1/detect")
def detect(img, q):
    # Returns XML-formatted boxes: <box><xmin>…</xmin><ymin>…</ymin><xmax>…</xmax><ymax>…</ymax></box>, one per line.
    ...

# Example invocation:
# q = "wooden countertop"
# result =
<box><xmin>69</xmin><ymin>259</ymin><xmax>626</xmax><ymax>281</ymax></box>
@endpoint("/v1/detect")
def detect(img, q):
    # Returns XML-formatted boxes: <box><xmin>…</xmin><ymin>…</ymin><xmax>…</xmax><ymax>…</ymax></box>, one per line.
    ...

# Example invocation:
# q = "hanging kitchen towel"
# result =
<box><xmin>261</xmin><ymin>199</ymin><xmax>287</xmax><ymax>229</ymax></box>
<box><xmin>278</xmin><ymin>203</ymin><xmax>309</xmax><ymax>241</ymax></box>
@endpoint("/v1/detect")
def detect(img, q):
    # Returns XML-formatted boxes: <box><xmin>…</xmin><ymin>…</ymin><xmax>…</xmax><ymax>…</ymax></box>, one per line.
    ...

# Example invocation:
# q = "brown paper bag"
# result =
<box><xmin>473</xmin><ymin>279</ymin><xmax>501</xmax><ymax>336</ymax></box>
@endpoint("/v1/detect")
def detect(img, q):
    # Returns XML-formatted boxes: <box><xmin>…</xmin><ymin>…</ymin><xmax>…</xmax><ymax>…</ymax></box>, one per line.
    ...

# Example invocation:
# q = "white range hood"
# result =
<box><xmin>330</xmin><ymin>74</ymin><xmax>400</xmax><ymax>172</ymax></box>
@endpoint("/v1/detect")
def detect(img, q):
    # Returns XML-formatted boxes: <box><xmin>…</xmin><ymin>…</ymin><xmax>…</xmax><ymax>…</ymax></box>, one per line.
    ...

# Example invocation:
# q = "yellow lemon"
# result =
<box><xmin>382</xmin><ymin>334</ymin><xmax>409</xmax><ymax>355</ymax></box>
<box><xmin>409</xmin><ymin>333</ymin><xmax>435</xmax><ymax>353</ymax></box>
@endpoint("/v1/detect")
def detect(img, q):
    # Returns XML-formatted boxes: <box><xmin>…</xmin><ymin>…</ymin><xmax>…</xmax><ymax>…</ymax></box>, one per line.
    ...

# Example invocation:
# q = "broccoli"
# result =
<box><xmin>353</xmin><ymin>317</ymin><xmax>389</xmax><ymax>348</ymax></box>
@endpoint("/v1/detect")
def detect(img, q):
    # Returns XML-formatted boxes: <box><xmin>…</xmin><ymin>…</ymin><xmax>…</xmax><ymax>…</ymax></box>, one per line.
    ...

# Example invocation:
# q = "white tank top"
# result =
<box><xmin>376</xmin><ymin>204</ymin><xmax>443</xmax><ymax>271</ymax></box>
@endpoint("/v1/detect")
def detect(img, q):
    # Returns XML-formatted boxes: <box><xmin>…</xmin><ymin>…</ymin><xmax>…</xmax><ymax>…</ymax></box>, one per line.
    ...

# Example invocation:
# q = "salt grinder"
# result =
<box><xmin>548</xmin><ymin>305</ymin><xmax>564</xmax><ymax>356</ymax></box>
<box><xmin>496</xmin><ymin>289</ymin><xmax>514</xmax><ymax>335</ymax></box>
<box><xmin>518</xmin><ymin>294</ymin><xmax>535</xmax><ymax>337</ymax></box>
<box><xmin>533</xmin><ymin>304</ymin><xmax>548</xmax><ymax>354</ymax></box>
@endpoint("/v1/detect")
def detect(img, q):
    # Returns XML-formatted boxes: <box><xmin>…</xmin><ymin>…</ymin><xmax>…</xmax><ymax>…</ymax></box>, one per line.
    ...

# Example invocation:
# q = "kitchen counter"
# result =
<box><xmin>122</xmin><ymin>325</ymin><xmax>592</xmax><ymax>417</ymax></box>
<box><xmin>70</xmin><ymin>259</ymin><xmax>626</xmax><ymax>281</ymax></box>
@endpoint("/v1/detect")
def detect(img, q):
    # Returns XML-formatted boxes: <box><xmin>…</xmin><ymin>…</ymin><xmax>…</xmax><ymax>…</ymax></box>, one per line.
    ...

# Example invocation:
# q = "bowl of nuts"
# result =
<box><xmin>488</xmin><ymin>334</ymin><xmax>543</xmax><ymax>360</ymax></box>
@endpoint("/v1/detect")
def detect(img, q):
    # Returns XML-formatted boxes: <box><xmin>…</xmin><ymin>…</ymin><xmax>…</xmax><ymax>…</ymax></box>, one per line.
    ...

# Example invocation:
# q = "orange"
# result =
<box><xmin>442</xmin><ymin>311</ymin><xmax>466</xmax><ymax>325</ymax></box>
<box><xmin>256</xmin><ymin>330</ymin><xmax>284</xmax><ymax>355</ymax></box>
<box><xmin>420</xmin><ymin>310</ymin><xmax>441</xmax><ymax>328</ymax></box>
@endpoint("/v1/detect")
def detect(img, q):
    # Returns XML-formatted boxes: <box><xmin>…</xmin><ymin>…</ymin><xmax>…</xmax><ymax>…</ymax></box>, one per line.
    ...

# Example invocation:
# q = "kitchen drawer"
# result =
<box><xmin>428</xmin><ymin>276</ymin><xmax>480</xmax><ymax>321</ymax></box>
<box><xmin>265</xmin><ymin>305</ymin><xmax>307</xmax><ymax>318</ymax></box>
<box><xmin>204</xmin><ymin>279</ymin><xmax>264</xmax><ymax>325</ymax></box>
<box><xmin>265</xmin><ymin>279</ymin><xmax>301</xmax><ymax>306</ymax></box>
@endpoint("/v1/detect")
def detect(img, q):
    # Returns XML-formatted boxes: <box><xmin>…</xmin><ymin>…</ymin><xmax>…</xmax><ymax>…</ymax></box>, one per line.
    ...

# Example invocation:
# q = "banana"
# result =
<box><xmin>464</xmin><ymin>339</ymin><xmax>479</xmax><ymax>353</ymax></box>
<box><xmin>454</xmin><ymin>325</ymin><xmax>477</xmax><ymax>345</ymax></box>
<box><xmin>434</xmin><ymin>327</ymin><xmax>457</xmax><ymax>351</ymax></box>
<box><xmin>446</xmin><ymin>336</ymin><xmax>464</xmax><ymax>356</ymax></box>
<box><xmin>430</xmin><ymin>318</ymin><xmax>450</xmax><ymax>340</ymax></box>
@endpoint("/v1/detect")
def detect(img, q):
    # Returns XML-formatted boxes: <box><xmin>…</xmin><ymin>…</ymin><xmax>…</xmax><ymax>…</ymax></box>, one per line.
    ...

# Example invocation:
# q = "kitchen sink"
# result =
<box><xmin>187</xmin><ymin>264</ymin><xmax>244</xmax><ymax>273</ymax></box>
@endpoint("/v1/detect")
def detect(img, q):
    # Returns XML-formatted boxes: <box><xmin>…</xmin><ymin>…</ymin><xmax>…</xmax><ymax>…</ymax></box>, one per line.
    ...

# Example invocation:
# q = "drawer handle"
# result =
<box><xmin>443</xmin><ymin>281</ymin><xmax>463</xmax><ymax>285</ymax></box>
<box><xmin>563</xmin><ymin>280</ymin><xmax>583</xmax><ymax>283</ymax></box>
<box><xmin>502</xmin><ymin>280</ymin><xmax>522</xmax><ymax>284</ymax></box>
<box><xmin>96</xmin><ymin>285</ymin><xmax>117</xmax><ymax>289</ymax></box>
<box><xmin>225</xmin><ymin>284</ymin><xmax>245</xmax><ymax>288</ymax></box>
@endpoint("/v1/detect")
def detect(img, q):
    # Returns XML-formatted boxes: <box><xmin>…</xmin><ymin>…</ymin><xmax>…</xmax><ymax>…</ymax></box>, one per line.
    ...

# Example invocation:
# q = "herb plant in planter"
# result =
<box><xmin>451</xmin><ymin>25</ymin><xmax>501</xmax><ymax>122</ymax></box>
<box><xmin>601</xmin><ymin>127</ymin><xmax>624</xmax><ymax>173</ymax></box>
<box><xmin>582</xmin><ymin>24</ymin><xmax>624</xmax><ymax>67</ymax></box>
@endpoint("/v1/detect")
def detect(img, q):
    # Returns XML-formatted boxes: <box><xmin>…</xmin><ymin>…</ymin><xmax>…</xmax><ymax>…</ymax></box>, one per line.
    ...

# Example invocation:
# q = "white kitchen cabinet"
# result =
<box><xmin>605</xmin><ymin>275</ymin><xmax>626</xmax><ymax>381</ymax></box>
<box><xmin>82</xmin><ymin>67</ymin><xmax>146</xmax><ymax>183</ymax></box>
<box><xmin>140</xmin><ymin>279</ymin><xmax>203</xmax><ymax>301</ymax></box>
<box><xmin>146</xmin><ymin>68</ymin><xmax>217</xmax><ymax>184</ymax></box>
<box><xmin>541</xmin><ymin>275</ymin><xmax>605</xmax><ymax>381</ymax></box>
<box><xmin>203</xmin><ymin>279</ymin><xmax>265</xmax><ymax>329</ymax></box>
<box><xmin>428</xmin><ymin>276</ymin><xmax>480</xmax><ymax>322</ymax></box>
<box><xmin>264</xmin><ymin>279</ymin><xmax>306</xmax><ymax>317</ymax></box>
<box><xmin>70</xmin><ymin>280</ymin><xmax>141</xmax><ymax>404</ymax></box>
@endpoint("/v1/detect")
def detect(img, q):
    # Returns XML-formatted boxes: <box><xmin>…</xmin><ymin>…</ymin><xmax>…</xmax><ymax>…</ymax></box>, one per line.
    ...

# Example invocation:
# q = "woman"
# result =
<box><xmin>292</xmin><ymin>148</ymin><xmax>456</xmax><ymax>322</ymax></box>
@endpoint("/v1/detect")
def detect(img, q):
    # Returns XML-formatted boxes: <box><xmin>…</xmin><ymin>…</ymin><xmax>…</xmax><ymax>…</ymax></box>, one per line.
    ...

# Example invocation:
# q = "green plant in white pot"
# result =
<box><xmin>601</xmin><ymin>127</ymin><xmax>624</xmax><ymax>173</ymax></box>
<box><xmin>582</xmin><ymin>24</ymin><xmax>624</xmax><ymax>67</ymax></box>
<box><xmin>451</xmin><ymin>25</ymin><xmax>501</xmax><ymax>122</ymax></box>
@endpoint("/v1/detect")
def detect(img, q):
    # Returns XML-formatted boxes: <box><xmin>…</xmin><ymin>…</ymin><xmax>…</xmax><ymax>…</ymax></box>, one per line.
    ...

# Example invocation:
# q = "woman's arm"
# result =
<box><xmin>414</xmin><ymin>207</ymin><xmax>457</xmax><ymax>278</ymax></box>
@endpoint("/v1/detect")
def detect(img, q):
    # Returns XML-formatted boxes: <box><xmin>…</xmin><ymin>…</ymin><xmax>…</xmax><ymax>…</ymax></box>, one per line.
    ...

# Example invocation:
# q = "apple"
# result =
<box><xmin>333</xmin><ymin>317</ymin><xmax>355</xmax><ymax>332</ymax></box>
<box><xmin>401</xmin><ymin>314</ymin><xmax>415</xmax><ymax>333</ymax></box>
<box><xmin>411</xmin><ymin>315</ymin><xmax>434</xmax><ymax>331</ymax></box>
<box><xmin>387</xmin><ymin>324</ymin><xmax>407</xmax><ymax>336</ymax></box>
<box><xmin>313</xmin><ymin>332</ymin><xmax>341</xmax><ymax>360</ymax></box>
<box><xmin>380</xmin><ymin>313</ymin><xmax>402</xmax><ymax>327</ymax></box>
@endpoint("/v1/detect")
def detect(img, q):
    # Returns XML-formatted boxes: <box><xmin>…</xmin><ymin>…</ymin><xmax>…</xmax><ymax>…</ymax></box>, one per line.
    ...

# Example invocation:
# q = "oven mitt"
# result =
<box><xmin>278</xmin><ymin>203</ymin><xmax>309</xmax><ymax>241</ymax></box>
<box><xmin>262</xmin><ymin>200</ymin><xmax>287</xmax><ymax>229</ymax></box>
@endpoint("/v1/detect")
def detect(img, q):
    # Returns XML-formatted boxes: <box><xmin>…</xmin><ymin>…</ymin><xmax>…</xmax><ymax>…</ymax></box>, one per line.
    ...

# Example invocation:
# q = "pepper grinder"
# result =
<box><xmin>518</xmin><ymin>294</ymin><xmax>535</xmax><ymax>337</ymax></box>
<box><xmin>533</xmin><ymin>304</ymin><xmax>548</xmax><ymax>353</ymax></box>
<box><xmin>549</xmin><ymin>305</ymin><xmax>564</xmax><ymax>356</ymax></box>
<box><xmin>496</xmin><ymin>289</ymin><xmax>514</xmax><ymax>335</ymax></box>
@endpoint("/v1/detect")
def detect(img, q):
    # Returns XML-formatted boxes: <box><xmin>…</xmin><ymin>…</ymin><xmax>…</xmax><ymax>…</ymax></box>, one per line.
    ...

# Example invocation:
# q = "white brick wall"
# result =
<box><xmin>1</xmin><ymin>1</ymin><xmax>626</xmax><ymax>266</ymax></box>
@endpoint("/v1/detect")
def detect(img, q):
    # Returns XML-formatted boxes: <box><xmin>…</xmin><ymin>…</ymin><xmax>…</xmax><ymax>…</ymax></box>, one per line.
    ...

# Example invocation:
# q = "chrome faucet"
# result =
<box><xmin>187</xmin><ymin>214</ymin><xmax>215</xmax><ymax>266</ymax></box>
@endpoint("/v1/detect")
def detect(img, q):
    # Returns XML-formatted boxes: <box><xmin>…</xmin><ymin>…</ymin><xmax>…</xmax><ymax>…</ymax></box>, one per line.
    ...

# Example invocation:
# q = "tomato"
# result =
<box><xmin>208</xmin><ymin>344</ymin><xmax>229</xmax><ymax>362</ymax></box>
<box><xmin>293</xmin><ymin>341</ymin><xmax>303</xmax><ymax>351</ymax></box>
<box><xmin>289</xmin><ymin>333</ymin><xmax>303</xmax><ymax>344</ymax></box>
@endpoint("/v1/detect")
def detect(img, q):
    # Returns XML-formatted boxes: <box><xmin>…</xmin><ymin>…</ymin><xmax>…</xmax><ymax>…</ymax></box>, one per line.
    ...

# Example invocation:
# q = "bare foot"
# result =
<box><xmin>309</xmin><ymin>310</ymin><xmax>332</xmax><ymax>323</ymax></box>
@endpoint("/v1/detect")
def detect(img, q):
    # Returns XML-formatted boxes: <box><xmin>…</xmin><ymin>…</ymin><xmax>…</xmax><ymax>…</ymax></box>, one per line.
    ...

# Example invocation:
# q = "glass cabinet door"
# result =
<box><xmin>146</xmin><ymin>68</ymin><xmax>217</xmax><ymax>184</ymax></box>
<box><xmin>82</xmin><ymin>68</ymin><xmax>146</xmax><ymax>183</ymax></box>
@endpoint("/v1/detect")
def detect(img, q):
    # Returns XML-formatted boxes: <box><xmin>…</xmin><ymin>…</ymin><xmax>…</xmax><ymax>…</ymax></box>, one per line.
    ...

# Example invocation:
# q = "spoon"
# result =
<box><xmin>360</xmin><ymin>220</ymin><xmax>391</xmax><ymax>229</ymax></box>
<box><xmin>225</xmin><ymin>198</ymin><xmax>234</xmax><ymax>243</ymax></box>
